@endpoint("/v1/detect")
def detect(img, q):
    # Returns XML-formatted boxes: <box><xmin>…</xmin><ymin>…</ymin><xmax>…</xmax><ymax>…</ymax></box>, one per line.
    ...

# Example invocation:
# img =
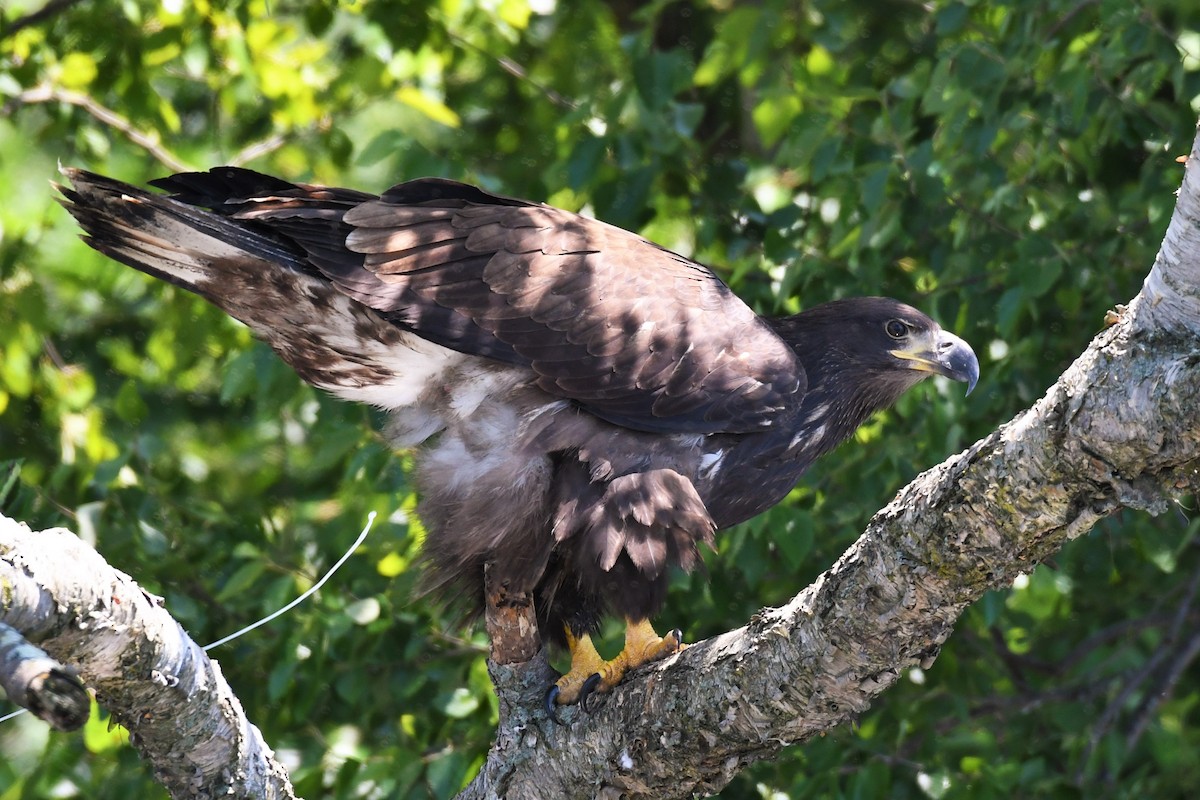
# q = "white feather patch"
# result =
<box><xmin>447</xmin><ymin>363</ymin><xmax>518</xmax><ymax>419</ymax></box>
<box><xmin>699</xmin><ymin>449</ymin><xmax>725</xmax><ymax>476</ymax></box>
<box><xmin>803</xmin><ymin>402</ymin><xmax>830</xmax><ymax>425</ymax></box>
<box><xmin>320</xmin><ymin>332</ymin><xmax>463</xmax><ymax>409</ymax></box>
<box><xmin>289</xmin><ymin>292</ymin><xmax>465</xmax><ymax>410</ymax></box>
<box><xmin>110</xmin><ymin>243</ymin><xmax>213</xmax><ymax>286</ymax></box>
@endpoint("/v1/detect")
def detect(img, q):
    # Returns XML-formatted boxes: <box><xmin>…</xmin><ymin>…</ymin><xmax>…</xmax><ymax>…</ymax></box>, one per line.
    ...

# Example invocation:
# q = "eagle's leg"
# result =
<box><xmin>546</xmin><ymin>618</ymin><xmax>683</xmax><ymax>721</ymax></box>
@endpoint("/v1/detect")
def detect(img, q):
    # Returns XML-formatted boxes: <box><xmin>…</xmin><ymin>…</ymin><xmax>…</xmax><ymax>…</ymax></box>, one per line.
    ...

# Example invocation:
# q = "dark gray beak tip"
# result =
<box><xmin>939</xmin><ymin>332</ymin><xmax>979</xmax><ymax>397</ymax></box>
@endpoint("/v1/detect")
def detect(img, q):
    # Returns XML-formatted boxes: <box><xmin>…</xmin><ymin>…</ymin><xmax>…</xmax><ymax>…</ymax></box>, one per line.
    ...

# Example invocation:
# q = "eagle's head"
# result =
<box><xmin>770</xmin><ymin>296</ymin><xmax>979</xmax><ymax>428</ymax></box>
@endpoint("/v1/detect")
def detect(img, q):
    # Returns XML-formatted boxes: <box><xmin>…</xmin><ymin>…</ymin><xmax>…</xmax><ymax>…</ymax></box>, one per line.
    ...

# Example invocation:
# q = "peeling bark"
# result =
<box><xmin>2</xmin><ymin>129</ymin><xmax>1199</xmax><ymax>800</ymax></box>
<box><xmin>484</xmin><ymin>562</ymin><xmax>542</xmax><ymax>666</ymax></box>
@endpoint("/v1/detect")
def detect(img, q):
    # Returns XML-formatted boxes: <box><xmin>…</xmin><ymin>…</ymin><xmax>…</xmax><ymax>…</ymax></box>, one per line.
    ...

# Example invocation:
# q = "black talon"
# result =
<box><xmin>670</xmin><ymin>628</ymin><xmax>683</xmax><ymax>649</ymax></box>
<box><xmin>545</xmin><ymin>685</ymin><xmax>566</xmax><ymax>726</ymax></box>
<box><xmin>579</xmin><ymin>672</ymin><xmax>603</xmax><ymax>713</ymax></box>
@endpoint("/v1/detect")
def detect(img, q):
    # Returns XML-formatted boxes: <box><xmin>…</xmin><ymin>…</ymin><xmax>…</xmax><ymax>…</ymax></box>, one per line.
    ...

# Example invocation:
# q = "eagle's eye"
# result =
<box><xmin>884</xmin><ymin>319</ymin><xmax>908</xmax><ymax>339</ymax></box>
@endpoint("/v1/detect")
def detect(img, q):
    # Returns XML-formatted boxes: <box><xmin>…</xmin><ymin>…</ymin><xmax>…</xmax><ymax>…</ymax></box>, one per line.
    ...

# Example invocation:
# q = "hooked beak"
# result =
<box><xmin>891</xmin><ymin>329</ymin><xmax>980</xmax><ymax>395</ymax></box>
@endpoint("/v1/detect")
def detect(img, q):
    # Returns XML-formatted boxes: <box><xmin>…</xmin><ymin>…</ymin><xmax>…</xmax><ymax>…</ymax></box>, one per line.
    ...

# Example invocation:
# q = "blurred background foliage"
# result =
<box><xmin>1</xmin><ymin>0</ymin><xmax>1199</xmax><ymax>797</ymax></box>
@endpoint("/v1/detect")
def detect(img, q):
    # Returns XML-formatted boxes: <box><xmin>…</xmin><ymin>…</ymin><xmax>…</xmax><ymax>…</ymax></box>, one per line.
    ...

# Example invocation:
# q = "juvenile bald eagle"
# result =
<box><xmin>59</xmin><ymin>167</ymin><xmax>978</xmax><ymax>720</ymax></box>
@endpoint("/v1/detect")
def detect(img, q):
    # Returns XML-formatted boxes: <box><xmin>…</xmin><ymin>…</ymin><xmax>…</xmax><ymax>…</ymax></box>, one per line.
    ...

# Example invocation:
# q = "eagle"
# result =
<box><xmin>59</xmin><ymin>167</ymin><xmax>978</xmax><ymax>721</ymax></box>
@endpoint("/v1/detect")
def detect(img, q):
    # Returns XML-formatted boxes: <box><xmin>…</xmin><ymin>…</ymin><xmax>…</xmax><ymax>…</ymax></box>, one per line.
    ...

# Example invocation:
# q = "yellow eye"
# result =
<box><xmin>885</xmin><ymin>320</ymin><xmax>908</xmax><ymax>339</ymax></box>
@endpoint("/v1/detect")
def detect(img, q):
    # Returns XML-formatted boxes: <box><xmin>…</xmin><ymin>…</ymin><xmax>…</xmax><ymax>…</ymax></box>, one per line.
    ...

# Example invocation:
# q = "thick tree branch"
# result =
<box><xmin>1130</xmin><ymin>145</ymin><xmax>1200</xmax><ymax>336</ymax></box>
<box><xmin>0</xmin><ymin>515</ymin><xmax>297</xmax><ymax>800</ymax></box>
<box><xmin>461</xmin><ymin>128</ymin><xmax>1200</xmax><ymax>798</ymax></box>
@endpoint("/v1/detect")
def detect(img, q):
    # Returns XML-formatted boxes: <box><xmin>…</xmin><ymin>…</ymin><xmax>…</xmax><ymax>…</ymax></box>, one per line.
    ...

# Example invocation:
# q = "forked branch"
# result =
<box><xmin>460</xmin><ymin>129</ymin><xmax>1200</xmax><ymax>798</ymax></box>
<box><xmin>4</xmin><ymin>127</ymin><xmax>1200</xmax><ymax>800</ymax></box>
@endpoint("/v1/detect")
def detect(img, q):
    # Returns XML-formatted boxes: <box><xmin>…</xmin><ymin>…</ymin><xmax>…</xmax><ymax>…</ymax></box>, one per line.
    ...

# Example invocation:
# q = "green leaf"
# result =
<box><xmin>215</xmin><ymin>560</ymin><xmax>268</xmax><ymax>603</ymax></box>
<box><xmin>82</xmin><ymin>703</ymin><xmax>129</xmax><ymax>754</ymax></box>
<box><xmin>442</xmin><ymin>687</ymin><xmax>480</xmax><ymax>719</ymax></box>
<box><xmin>772</xmin><ymin>510</ymin><xmax>813</xmax><ymax>570</ymax></box>
<box><xmin>114</xmin><ymin>379</ymin><xmax>148</xmax><ymax>423</ymax></box>
<box><xmin>396</xmin><ymin>86</ymin><xmax>461</xmax><ymax>128</ymax></box>
<box><xmin>59</xmin><ymin>52</ymin><xmax>98</xmax><ymax>89</ymax></box>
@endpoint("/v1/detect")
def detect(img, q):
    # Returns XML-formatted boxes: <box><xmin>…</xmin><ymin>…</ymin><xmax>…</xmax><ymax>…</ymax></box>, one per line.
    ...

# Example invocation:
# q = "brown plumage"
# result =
<box><xmin>58</xmin><ymin>166</ymin><xmax>978</xmax><ymax>711</ymax></box>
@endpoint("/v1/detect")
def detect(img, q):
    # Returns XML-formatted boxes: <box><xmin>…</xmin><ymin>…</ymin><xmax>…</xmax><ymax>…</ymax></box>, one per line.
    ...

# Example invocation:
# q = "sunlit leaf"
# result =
<box><xmin>395</xmin><ymin>86</ymin><xmax>461</xmax><ymax>128</ymax></box>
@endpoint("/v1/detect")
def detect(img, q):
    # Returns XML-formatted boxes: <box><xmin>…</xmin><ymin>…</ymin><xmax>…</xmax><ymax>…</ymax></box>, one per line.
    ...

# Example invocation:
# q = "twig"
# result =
<box><xmin>1124</xmin><ymin>629</ymin><xmax>1200</xmax><ymax>755</ymax></box>
<box><xmin>427</xmin><ymin>628</ymin><xmax>490</xmax><ymax>656</ymax></box>
<box><xmin>4</xmin><ymin>84</ymin><xmax>192</xmax><ymax>173</ymax></box>
<box><xmin>1074</xmin><ymin>567</ymin><xmax>1200</xmax><ymax>784</ymax></box>
<box><xmin>988</xmin><ymin>625</ymin><xmax>1055</xmax><ymax>682</ymax></box>
<box><xmin>1046</xmin><ymin>0</ymin><xmax>1101</xmax><ymax>38</ymax></box>
<box><xmin>1074</xmin><ymin>646</ymin><xmax>1164</xmax><ymax>782</ymax></box>
<box><xmin>0</xmin><ymin>0</ymin><xmax>84</xmax><ymax>42</ymax></box>
<box><xmin>1166</xmin><ymin>561</ymin><xmax>1200</xmax><ymax>643</ymax></box>
<box><xmin>448</xmin><ymin>33</ymin><xmax>577</xmax><ymax>110</ymax></box>
<box><xmin>41</xmin><ymin>336</ymin><xmax>67</xmax><ymax>371</ymax></box>
<box><xmin>229</xmin><ymin>132</ymin><xmax>289</xmax><ymax>167</ymax></box>
<box><xmin>5</xmin><ymin>80</ymin><xmax>299</xmax><ymax>173</ymax></box>
<box><xmin>1058</xmin><ymin>612</ymin><xmax>1175</xmax><ymax>672</ymax></box>
<box><xmin>1118</xmin><ymin>568</ymin><xmax>1200</xmax><ymax>756</ymax></box>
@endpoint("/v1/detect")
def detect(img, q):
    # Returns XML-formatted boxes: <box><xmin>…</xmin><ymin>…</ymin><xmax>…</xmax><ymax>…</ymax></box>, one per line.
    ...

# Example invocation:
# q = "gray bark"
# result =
<box><xmin>0</xmin><ymin>621</ymin><xmax>88</xmax><ymax>731</ymax></box>
<box><xmin>3</xmin><ymin>127</ymin><xmax>1199</xmax><ymax>799</ymax></box>
<box><xmin>0</xmin><ymin>515</ymin><xmax>296</xmax><ymax>800</ymax></box>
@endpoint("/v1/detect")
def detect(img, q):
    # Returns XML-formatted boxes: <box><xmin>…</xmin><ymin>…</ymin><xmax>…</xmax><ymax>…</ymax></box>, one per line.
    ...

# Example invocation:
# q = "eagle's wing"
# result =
<box><xmin>151</xmin><ymin>171</ymin><xmax>806</xmax><ymax>435</ymax></box>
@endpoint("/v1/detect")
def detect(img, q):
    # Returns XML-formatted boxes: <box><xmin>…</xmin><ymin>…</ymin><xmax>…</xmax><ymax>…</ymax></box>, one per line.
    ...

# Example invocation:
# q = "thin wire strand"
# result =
<box><xmin>0</xmin><ymin>511</ymin><xmax>376</xmax><ymax>724</ymax></box>
<box><xmin>204</xmin><ymin>511</ymin><xmax>376</xmax><ymax>651</ymax></box>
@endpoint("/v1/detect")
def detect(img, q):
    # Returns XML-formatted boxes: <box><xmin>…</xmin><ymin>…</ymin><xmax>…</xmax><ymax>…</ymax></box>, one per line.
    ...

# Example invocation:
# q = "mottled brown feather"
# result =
<box><xmin>327</xmin><ymin>184</ymin><xmax>808</xmax><ymax>434</ymax></box>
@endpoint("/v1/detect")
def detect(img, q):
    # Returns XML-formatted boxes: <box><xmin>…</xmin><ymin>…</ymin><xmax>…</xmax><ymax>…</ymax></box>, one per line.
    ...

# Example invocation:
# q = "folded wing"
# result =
<box><xmin>151</xmin><ymin>169</ymin><xmax>808</xmax><ymax>434</ymax></box>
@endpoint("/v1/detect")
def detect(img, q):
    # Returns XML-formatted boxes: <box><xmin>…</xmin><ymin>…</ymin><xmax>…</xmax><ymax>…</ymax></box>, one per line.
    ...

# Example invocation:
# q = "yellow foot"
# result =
<box><xmin>545</xmin><ymin>619</ymin><xmax>684</xmax><ymax>724</ymax></box>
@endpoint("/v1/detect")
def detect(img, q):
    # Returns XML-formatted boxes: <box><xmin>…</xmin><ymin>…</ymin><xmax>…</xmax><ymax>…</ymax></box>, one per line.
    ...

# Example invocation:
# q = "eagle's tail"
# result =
<box><xmin>57</xmin><ymin>167</ymin><xmax>464</xmax><ymax>413</ymax></box>
<box><xmin>56</xmin><ymin>167</ymin><xmax>311</xmax><ymax>303</ymax></box>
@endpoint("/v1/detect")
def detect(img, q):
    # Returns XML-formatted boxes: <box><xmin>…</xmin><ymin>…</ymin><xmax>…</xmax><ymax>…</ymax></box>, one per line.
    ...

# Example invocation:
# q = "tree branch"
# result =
<box><xmin>3</xmin><ymin>84</ymin><xmax>192</xmax><ymax>173</ymax></box>
<box><xmin>0</xmin><ymin>621</ymin><xmax>88</xmax><ymax>731</ymax></box>
<box><xmin>228</xmin><ymin>133</ymin><xmax>289</xmax><ymax>168</ymax></box>
<box><xmin>460</xmin><ymin>130</ymin><xmax>1200</xmax><ymax>798</ymax></box>
<box><xmin>0</xmin><ymin>514</ymin><xmax>297</xmax><ymax>800</ymax></box>
<box><xmin>484</xmin><ymin>562</ymin><xmax>542</xmax><ymax>666</ymax></box>
<box><xmin>1130</xmin><ymin>143</ymin><xmax>1200</xmax><ymax>336</ymax></box>
<box><xmin>0</xmin><ymin>0</ymin><xmax>85</xmax><ymax>42</ymax></box>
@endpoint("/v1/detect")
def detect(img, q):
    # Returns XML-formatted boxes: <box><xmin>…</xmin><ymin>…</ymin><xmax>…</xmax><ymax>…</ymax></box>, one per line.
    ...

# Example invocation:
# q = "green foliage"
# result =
<box><xmin>2</xmin><ymin>0</ymin><xmax>1200</xmax><ymax>797</ymax></box>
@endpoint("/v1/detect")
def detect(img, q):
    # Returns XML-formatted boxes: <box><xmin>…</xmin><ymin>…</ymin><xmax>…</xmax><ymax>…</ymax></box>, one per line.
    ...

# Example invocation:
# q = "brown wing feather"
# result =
<box><xmin>336</xmin><ymin>183</ymin><xmax>806</xmax><ymax>434</ymax></box>
<box><xmin>149</xmin><ymin>170</ymin><xmax>807</xmax><ymax>434</ymax></box>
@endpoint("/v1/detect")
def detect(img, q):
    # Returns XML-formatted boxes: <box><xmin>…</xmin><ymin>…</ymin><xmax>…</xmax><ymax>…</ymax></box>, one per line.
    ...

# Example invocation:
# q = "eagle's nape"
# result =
<box><xmin>57</xmin><ymin>165</ymin><xmax>980</xmax><ymax>721</ymax></box>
